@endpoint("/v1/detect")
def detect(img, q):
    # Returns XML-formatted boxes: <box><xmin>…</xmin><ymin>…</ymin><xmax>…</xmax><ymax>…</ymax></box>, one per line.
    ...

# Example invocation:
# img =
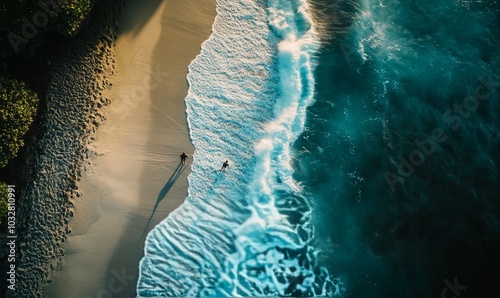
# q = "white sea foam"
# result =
<box><xmin>137</xmin><ymin>0</ymin><xmax>343</xmax><ymax>296</ymax></box>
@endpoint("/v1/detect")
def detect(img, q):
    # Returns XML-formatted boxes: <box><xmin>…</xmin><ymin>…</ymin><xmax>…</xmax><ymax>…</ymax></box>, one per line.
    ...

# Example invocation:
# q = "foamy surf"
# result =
<box><xmin>137</xmin><ymin>0</ymin><xmax>343</xmax><ymax>296</ymax></box>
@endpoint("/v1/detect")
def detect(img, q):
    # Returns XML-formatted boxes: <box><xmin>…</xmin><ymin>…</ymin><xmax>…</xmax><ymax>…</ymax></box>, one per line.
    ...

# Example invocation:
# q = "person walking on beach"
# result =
<box><xmin>221</xmin><ymin>160</ymin><xmax>229</xmax><ymax>172</ymax></box>
<box><xmin>180</xmin><ymin>152</ymin><xmax>188</xmax><ymax>165</ymax></box>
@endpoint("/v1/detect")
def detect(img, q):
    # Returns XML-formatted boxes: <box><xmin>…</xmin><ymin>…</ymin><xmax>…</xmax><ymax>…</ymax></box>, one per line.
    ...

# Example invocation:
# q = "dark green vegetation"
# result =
<box><xmin>0</xmin><ymin>0</ymin><xmax>96</xmax><ymax>223</ymax></box>
<box><xmin>0</xmin><ymin>77</ymin><xmax>38</xmax><ymax>169</ymax></box>
<box><xmin>0</xmin><ymin>182</ymin><xmax>7</xmax><ymax>225</ymax></box>
<box><xmin>0</xmin><ymin>0</ymin><xmax>96</xmax><ymax>55</ymax></box>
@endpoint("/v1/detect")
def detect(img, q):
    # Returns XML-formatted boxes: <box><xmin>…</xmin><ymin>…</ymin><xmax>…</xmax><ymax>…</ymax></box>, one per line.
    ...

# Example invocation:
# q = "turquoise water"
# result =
<box><xmin>137</xmin><ymin>0</ymin><xmax>342</xmax><ymax>296</ymax></box>
<box><xmin>137</xmin><ymin>0</ymin><xmax>500</xmax><ymax>296</ymax></box>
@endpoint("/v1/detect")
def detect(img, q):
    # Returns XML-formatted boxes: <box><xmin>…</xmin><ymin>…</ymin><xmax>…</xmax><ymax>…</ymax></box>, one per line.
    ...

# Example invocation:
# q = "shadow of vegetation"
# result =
<box><xmin>118</xmin><ymin>0</ymin><xmax>164</xmax><ymax>36</ymax></box>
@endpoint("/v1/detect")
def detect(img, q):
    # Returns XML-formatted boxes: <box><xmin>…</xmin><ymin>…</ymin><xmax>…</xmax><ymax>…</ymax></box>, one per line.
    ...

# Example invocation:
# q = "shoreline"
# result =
<box><xmin>45</xmin><ymin>0</ymin><xmax>216</xmax><ymax>297</ymax></box>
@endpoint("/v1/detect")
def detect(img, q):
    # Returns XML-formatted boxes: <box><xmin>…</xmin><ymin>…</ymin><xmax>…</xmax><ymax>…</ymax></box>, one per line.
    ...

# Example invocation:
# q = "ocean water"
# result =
<box><xmin>138</xmin><ymin>0</ymin><xmax>500</xmax><ymax>297</ymax></box>
<box><xmin>297</xmin><ymin>0</ymin><xmax>500</xmax><ymax>297</ymax></box>
<box><xmin>137</xmin><ymin>0</ymin><xmax>343</xmax><ymax>296</ymax></box>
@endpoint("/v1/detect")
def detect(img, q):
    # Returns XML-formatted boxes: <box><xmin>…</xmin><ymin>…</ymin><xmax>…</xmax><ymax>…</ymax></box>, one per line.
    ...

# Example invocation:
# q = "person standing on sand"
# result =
<box><xmin>221</xmin><ymin>160</ymin><xmax>229</xmax><ymax>172</ymax></box>
<box><xmin>180</xmin><ymin>152</ymin><xmax>188</xmax><ymax>165</ymax></box>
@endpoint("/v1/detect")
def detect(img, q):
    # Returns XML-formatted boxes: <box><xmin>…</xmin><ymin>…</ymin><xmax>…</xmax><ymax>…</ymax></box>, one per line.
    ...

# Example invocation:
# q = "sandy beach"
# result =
<box><xmin>45</xmin><ymin>0</ymin><xmax>215</xmax><ymax>297</ymax></box>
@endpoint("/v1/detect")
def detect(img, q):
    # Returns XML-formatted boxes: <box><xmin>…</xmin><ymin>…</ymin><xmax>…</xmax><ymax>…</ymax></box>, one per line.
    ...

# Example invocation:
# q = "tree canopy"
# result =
<box><xmin>0</xmin><ymin>77</ymin><xmax>39</xmax><ymax>168</ymax></box>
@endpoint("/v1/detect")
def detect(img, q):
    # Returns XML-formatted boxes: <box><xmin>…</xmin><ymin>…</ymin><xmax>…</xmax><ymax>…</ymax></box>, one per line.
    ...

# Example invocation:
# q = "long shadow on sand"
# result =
<box><xmin>138</xmin><ymin>162</ymin><xmax>186</xmax><ymax>244</ymax></box>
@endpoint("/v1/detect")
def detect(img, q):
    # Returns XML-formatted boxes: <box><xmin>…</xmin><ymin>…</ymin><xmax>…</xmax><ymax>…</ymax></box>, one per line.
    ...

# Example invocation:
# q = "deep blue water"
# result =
<box><xmin>296</xmin><ymin>0</ymin><xmax>500</xmax><ymax>296</ymax></box>
<box><xmin>137</xmin><ymin>0</ymin><xmax>500</xmax><ymax>297</ymax></box>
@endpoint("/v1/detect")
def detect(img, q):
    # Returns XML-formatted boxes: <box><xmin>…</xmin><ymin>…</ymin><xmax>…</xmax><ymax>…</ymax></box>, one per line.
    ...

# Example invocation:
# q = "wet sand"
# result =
<box><xmin>45</xmin><ymin>0</ymin><xmax>215</xmax><ymax>296</ymax></box>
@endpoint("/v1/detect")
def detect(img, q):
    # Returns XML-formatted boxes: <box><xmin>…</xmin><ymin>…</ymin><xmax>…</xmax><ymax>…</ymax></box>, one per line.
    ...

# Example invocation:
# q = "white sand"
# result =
<box><xmin>45</xmin><ymin>0</ymin><xmax>215</xmax><ymax>296</ymax></box>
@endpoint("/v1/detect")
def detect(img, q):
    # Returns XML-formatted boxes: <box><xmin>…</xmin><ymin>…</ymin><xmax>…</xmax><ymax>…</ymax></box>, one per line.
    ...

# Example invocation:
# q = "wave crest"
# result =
<box><xmin>137</xmin><ymin>0</ymin><xmax>343</xmax><ymax>296</ymax></box>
